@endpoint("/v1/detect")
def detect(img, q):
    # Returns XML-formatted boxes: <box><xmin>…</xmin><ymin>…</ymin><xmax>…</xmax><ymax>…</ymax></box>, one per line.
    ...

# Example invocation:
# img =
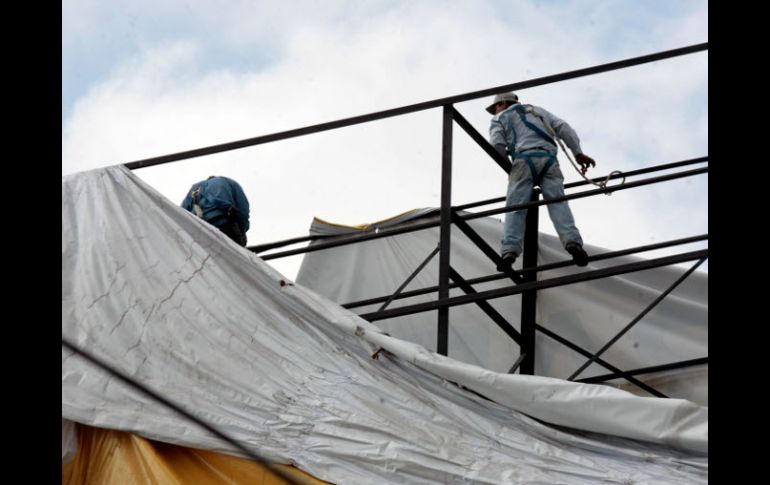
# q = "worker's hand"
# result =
<box><xmin>575</xmin><ymin>153</ymin><xmax>596</xmax><ymax>175</ymax></box>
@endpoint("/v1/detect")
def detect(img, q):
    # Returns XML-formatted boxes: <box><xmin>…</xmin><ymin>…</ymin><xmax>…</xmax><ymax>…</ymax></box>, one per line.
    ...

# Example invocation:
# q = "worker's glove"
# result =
<box><xmin>575</xmin><ymin>153</ymin><xmax>596</xmax><ymax>175</ymax></box>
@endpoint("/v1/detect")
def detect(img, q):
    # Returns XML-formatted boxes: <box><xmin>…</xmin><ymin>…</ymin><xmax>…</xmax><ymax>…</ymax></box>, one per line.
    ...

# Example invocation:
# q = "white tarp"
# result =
<box><xmin>62</xmin><ymin>166</ymin><xmax>707</xmax><ymax>484</ymax></box>
<box><xmin>297</xmin><ymin>209</ymin><xmax>708</xmax><ymax>406</ymax></box>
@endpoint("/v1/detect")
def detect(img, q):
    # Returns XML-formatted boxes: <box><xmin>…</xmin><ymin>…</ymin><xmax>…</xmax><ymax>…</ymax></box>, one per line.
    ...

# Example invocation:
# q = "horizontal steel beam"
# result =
<box><xmin>124</xmin><ymin>43</ymin><xmax>707</xmax><ymax>170</ymax></box>
<box><xmin>534</xmin><ymin>324</ymin><xmax>667</xmax><ymax>397</ymax></box>
<box><xmin>251</xmin><ymin>157</ymin><xmax>707</xmax><ymax>255</ymax></box>
<box><xmin>342</xmin><ymin>234</ymin><xmax>707</xmax><ymax>309</ymax></box>
<box><xmin>462</xmin><ymin>166</ymin><xmax>708</xmax><ymax>223</ymax></box>
<box><xmin>249</xmin><ymin>157</ymin><xmax>707</xmax><ymax>255</ymax></box>
<box><xmin>455</xmin><ymin>156</ymin><xmax>708</xmax><ymax>212</ymax></box>
<box><xmin>576</xmin><ymin>357</ymin><xmax>708</xmax><ymax>384</ymax></box>
<box><xmin>258</xmin><ymin>166</ymin><xmax>706</xmax><ymax>260</ymax></box>
<box><xmin>359</xmin><ymin>249</ymin><xmax>707</xmax><ymax>321</ymax></box>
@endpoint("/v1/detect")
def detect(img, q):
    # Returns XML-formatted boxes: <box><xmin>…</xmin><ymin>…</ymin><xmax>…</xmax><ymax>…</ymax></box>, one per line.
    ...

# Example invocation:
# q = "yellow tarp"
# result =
<box><xmin>62</xmin><ymin>424</ymin><xmax>328</xmax><ymax>485</ymax></box>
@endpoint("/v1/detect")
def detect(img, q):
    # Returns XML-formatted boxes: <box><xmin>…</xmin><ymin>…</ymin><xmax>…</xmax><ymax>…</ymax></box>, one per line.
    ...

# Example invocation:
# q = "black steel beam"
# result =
<box><xmin>249</xmin><ymin>234</ymin><xmax>319</xmax><ymax>254</ymax></box>
<box><xmin>437</xmin><ymin>106</ymin><xmax>453</xmax><ymax>355</ymax></box>
<box><xmin>508</xmin><ymin>353</ymin><xmax>527</xmax><ymax>374</ymax></box>
<box><xmin>568</xmin><ymin>258</ymin><xmax>707</xmax><ymax>380</ymax></box>
<box><xmin>260</xmin><ymin>218</ymin><xmax>440</xmax><ymax>260</ymax></box>
<box><xmin>258</xmin><ymin>166</ymin><xmax>706</xmax><ymax>260</ymax></box>
<box><xmin>519</xmin><ymin>190</ymin><xmax>540</xmax><ymax>375</ymax></box>
<box><xmin>451</xmin><ymin>107</ymin><xmax>511</xmax><ymax>173</ymax></box>
<box><xmin>454</xmin><ymin>156</ymin><xmax>708</xmax><ymax>212</ymax></box>
<box><xmin>359</xmin><ymin>249</ymin><xmax>707</xmax><ymax>321</ymax></box>
<box><xmin>449</xmin><ymin>267</ymin><xmax>521</xmax><ymax>345</ymax></box>
<box><xmin>534</xmin><ymin>324</ymin><xmax>667</xmax><ymax>397</ymax></box>
<box><xmin>462</xmin><ymin>167</ymin><xmax>708</xmax><ymax>223</ymax></box>
<box><xmin>342</xmin><ymin>234</ymin><xmax>707</xmax><ymax>310</ymax></box>
<box><xmin>250</xmin><ymin>157</ymin><xmax>706</xmax><ymax>255</ymax></box>
<box><xmin>576</xmin><ymin>357</ymin><xmax>708</xmax><ymax>384</ymax></box>
<box><xmin>452</xmin><ymin>212</ymin><xmax>520</xmax><ymax>283</ymax></box>
<box><xmin>125</xmin><ymin>43</ymin><xmax>707</xmax><ymax>170</ymax></box>
<box><xmin>379</xmin><ymin>245</ymin><xmax>440</xmax><ymax>311</ymax></box>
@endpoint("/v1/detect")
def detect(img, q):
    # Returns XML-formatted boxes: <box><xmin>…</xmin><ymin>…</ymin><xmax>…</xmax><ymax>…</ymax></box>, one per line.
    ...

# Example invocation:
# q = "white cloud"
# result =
<box><xmin>62</xmin><ymin>0</ymin><xmax>708</xmax><ymax>279</ymax></box>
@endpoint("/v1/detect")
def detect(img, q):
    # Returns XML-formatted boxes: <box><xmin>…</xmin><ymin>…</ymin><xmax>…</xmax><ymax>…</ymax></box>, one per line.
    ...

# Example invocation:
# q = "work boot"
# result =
<box><xmin>497</xmin><ymin>251</ymin><xmax>517</xmax><ymax>272</ymax></box>
<box><xmin>565</xmin><ymin>242</ymin><xmax>589</xmax><ymax>267</ymax></box>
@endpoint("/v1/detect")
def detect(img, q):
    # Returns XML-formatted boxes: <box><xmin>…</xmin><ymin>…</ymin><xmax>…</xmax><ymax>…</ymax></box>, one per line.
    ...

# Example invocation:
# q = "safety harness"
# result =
<box><xmin>190</xmin><ymin>186</ymin><xmax>239</xmax><ymax>225</ymax></box>
<box><xmin>510</xmin><ymin>105</ymin><xmax>558</xmax><ymax>186</ymax></box>
<box><xmin>511</xmin><ymin>104</ymin><xmax>624</xmax><ymax>193</ymax></box>
<box><xmin>191</xmin><ymin>188</ymin><xmax>204</xmax><ymax>218</ymax></box>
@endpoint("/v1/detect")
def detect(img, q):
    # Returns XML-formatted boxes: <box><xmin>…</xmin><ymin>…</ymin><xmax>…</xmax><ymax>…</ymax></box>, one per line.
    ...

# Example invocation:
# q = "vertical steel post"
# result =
<box><xmin>519</xmin><ymin>189</ymin><xmax>540</xmax><ymax>374</ymax></box>
<box><xmin>437</xmin><ymin>105</ymin><xmax>453</xmax><ymax>355</ymax></box>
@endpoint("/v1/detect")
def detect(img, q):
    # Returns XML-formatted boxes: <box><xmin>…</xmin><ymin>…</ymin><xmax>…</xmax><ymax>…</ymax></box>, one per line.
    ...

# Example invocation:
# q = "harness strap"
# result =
<box><xmin>513</xmin><ymin>105</ymin><xmax>556</xmax><ymax>147</ymax></box>
<box><xmin>514</xmin><ymin>151</ymin><xmax>557</xmax><ymax>186</ymax></box>
<box><xmin>191</xmin><ymin>188</ymin><xmax>204</xmax><ymax>218</ymax></box>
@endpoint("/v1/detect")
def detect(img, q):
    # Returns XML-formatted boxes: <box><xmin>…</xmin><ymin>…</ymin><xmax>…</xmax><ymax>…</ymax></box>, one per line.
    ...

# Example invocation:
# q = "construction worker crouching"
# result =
<box><xmin>182</xmin><ymin>176</ymin><xmax>250</xmax><ymax>247</ymax></box>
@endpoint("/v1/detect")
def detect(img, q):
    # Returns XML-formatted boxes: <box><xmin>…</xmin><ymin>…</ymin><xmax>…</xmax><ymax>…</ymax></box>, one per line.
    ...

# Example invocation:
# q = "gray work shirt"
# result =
<box><xmin>489</xmin><ymin>103</ymin><xmax>583</xmax><ymax>158</ymax></box>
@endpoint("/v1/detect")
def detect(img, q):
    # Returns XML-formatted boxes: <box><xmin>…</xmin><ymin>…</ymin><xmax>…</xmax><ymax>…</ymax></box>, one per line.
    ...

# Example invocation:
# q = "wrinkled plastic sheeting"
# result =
<box><xmin>297</xmin><ymin>210</ymin><xmax>708</xmax><ymax>406</ymax></box>
<box><xmin>62</xmin><ymin>166</ymin><xmax>707</xmax><ymax>484</ymax></box>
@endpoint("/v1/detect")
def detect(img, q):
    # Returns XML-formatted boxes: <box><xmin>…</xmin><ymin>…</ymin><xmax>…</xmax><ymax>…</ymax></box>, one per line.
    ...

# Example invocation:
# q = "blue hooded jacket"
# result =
<box><xmin>181</xmin><ymin>176</ymin><xmax>250</xmax><ymax>233</ymax></box>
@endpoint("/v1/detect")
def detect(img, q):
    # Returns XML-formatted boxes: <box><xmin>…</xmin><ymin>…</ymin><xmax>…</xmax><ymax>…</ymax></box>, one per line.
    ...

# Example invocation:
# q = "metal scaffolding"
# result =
<box><xmin>121</xmin><ymin>42</ymin><xmax>708</xmax><ymax>398</ymax></box>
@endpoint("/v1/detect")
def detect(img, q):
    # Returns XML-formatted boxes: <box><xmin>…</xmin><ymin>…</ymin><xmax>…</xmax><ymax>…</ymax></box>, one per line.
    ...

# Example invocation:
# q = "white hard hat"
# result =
<box><xmin>485</xmin><ymin>92</ymin><xmax>519</xmax><ymax>114</ymax></box>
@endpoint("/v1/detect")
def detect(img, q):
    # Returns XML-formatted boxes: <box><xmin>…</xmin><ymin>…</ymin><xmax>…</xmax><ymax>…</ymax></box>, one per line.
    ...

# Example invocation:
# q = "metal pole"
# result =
<box><xmin>520</xmin><ymin>189</ymin><xmax>540</xmax><ymax>375</ymax></box>
<box><xmin>452</xmin><ymin>212</ymin><xmax>520</xmax><ymax>283</ymax></box>
<box><xmin>249</xmin><ymin>158</ymin><xmax>706</xmax><ymax>255</ymax></box>
<box><xmin>359</xmin><ymin>249</ymin><xmax>707</xmax><ymax>321</ymax></box>
<box><xmin>576</xmin><ymin>357</ymin><xmax>708</xmax><ymax>384</ymax></box>
<box><xmin>378</xmin><ymin>244</ymin><xmax>440</xmax><ymax>311</ymax></box>
<box><xmin>437</xmin><ymin>105</ymin><xmax>453</xmax><ymax>355</ymax></box>
<box><xmin>453</xmin><ymin>156</ymin><xmax>708</xmax><ymax>212</ymax></box>
<box><xmin>341</xmin><ymin>234</ymin><xmax>708</xmax><ymax>309</ymax></box>
<box><xmin>567</xmin><ymin>258</ymin><xmax>707</xmax><ymax>380</ymax></box>
<box><xmin>124</xmin><ymin>43</ymin><xmax>707</xmax><ymax>170</ymax></box>
<box><xmin>449</xmin><ymin>267</ymin><xmax>521</xmax><ymax>345</ymax></box>
<box><xmin>451</xmin><ymin>107</ymin><xmax>511</xmax><ymax>173</ymax></box>
<box><xmin>258</xmin><ymin>166</ymin><xmax>707</xmax><ymax>260</ymax></box>
<box><xmin>508</xmin><ymin>353</ymin><xmax>527</xmax><ymax>374</ymax></box>
<box><xmin>534</xmin><ymin>324</ymin><xmax>667</xmax><ymax>397</ymax></box>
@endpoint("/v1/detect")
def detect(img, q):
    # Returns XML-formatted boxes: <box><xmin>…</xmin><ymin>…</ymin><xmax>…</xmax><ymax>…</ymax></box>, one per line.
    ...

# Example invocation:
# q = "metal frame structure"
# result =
<box><xmin>119</xmin><ymin>42</ymin><xmax>708</xmax><ymax>398</ymax></box>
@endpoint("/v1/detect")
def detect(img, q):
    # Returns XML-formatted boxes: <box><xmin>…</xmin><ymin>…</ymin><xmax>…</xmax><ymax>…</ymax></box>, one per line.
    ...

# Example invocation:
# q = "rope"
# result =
<box><xmin>528</xmin><ymin>106</ymin><xmax>625</xmax><ymax>194</ymax></box>
<box><xmin>558</xmin><ymin>137</ymin><xmax>625</xmax><ymax>195</ymax></box>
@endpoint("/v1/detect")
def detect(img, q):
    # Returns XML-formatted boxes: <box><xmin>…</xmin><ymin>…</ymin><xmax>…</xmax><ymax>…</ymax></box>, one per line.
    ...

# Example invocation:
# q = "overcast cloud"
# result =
<box><xmin>62</xmin><ymin>0</ymin><xmax>708</xmax><ymax>279</ymax></box>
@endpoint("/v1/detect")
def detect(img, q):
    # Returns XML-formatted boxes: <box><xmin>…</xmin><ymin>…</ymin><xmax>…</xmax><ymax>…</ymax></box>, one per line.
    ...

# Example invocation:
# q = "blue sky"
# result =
<box><xmin>62</xmin><ymin>0</ymin><xmax>708</xmax><ymax>279</ymax></box>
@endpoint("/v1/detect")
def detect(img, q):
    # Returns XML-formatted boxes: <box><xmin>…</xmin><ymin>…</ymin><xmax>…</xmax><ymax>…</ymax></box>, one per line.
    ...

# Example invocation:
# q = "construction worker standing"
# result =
<box><xmin>486</xmin><ymin>92</ymin><xmax>595</xmax><ymax>269</ymax></box>
<box><xmin>182</xmin><ymin>176</ymin><xmax>250</xmax><ymax>246</ymax></box>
